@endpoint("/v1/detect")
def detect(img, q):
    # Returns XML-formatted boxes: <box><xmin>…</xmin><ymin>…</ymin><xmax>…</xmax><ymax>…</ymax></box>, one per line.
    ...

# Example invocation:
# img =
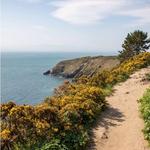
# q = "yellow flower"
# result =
<box><xmin>52</xmin><ymin>128</ymin><xmax>59</xmax><ymax>132</ymax></box>
<box><xmin>0</xmin><ymin>129</ymin><xmax>11</xmax><ymax>140</ymax></box>
<box><xmin>64</xmin><ymin>125</ymin><xmax>71</xmax><ymax>130</ymax></box>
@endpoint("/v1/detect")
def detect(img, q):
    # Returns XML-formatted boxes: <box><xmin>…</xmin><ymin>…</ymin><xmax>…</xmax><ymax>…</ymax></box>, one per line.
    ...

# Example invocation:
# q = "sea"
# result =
<box><xmin>1</xmin><ymin>52</ymin><xmax>108</xmax><ymax>105</ymax></box>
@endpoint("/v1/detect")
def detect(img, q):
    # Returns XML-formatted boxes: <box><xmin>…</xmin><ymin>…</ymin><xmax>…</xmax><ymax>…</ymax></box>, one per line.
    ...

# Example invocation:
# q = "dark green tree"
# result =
<box><xmin>118</xmin><ymin>30</ymin><xmax>150</xmax><ymax>62</ymax></box>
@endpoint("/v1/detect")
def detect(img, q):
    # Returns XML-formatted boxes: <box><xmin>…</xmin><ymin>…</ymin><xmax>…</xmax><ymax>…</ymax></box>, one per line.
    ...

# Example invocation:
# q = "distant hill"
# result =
<box><xmin>46</xmin><ymin>56</ymin><xmax>120</xmax><ymax>78</ymax></box>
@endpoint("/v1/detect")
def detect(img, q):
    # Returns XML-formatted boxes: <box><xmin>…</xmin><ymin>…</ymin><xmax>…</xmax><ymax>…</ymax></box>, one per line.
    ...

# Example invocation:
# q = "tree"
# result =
<box><xmin>118</xmin><ymin>30</ymin><xmax>150</xmax><ymax>62</ymax></box>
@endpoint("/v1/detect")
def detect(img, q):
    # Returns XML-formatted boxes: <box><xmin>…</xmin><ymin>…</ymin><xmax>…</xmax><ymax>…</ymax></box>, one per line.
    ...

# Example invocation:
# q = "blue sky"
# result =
<box><xmin>1</xmin><ymin>0</ymin><xmax>150</xmax><ymax>53</ymax></box>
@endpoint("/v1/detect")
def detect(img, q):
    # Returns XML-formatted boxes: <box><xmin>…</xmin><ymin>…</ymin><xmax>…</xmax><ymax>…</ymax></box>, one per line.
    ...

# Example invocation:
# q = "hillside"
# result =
<box><xmin>46</xmin><ymin>56</ymin><xmax>119</xmax><ymax>78</ymax></box>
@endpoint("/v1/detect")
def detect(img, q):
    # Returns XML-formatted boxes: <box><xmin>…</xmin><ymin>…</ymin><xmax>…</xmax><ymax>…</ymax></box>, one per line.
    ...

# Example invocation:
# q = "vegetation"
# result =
<box><xmin>145</xmin><ymin>73</ymin><xmax>150</xmax><ymax>81</ymax></box>
<box><xmin>1</xmin><ymin>52</ymin><xmax>150</xmax><ymax>150</ymax></box>
<box><xmin>118</xmin><ymin>30</ymin><xmax>150</xmax><ymax>62</ymax></box>
<box><xmin>0</xmin><ymin>85</ymin><xmax>106</xmax><ymax>150</ymax></box>
<box><xmin>77</xmin><ymin>52</ymin><xmax>150</xmax><ymax>87</ymax></box>
<box><xmin>140</xmin><ymin>88</ymin><xmax>150</xmax><ymax>144</ymax></box>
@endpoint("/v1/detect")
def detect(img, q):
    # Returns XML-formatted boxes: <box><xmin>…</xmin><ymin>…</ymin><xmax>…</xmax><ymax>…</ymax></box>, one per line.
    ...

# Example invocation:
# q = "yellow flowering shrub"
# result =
<box><xmin>106</xmin><ymin>52</ymin><xmax>150</xmax><ymax>85</ymax></box>
<box><xmin>78</xmin><ymin>52</ymin><xmax>150</xmax><ymax>87</ymax></box>
<box><xmin>0</xmin><ymin>102</ymin><xmax>60</xmax><ymax>149</ymax></box>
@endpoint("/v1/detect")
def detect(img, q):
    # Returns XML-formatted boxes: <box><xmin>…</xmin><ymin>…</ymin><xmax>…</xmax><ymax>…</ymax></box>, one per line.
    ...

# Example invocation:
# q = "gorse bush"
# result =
<box><xmin>0</xmin><ymin>85</ymin><xmax>105</xmax><ymax>150</ymax></box>
<box><xmin>77</xmin><ymin>52</ymin><xmax>150</xmax><ymax>87</ymax></box>
<box><xmin>106</xmin><ymin>52</ymin><xmax>150</xmax><ymax>85</ymax></box>
<box><xmin>39</xmin><ymin>139</ymin><xmax>68</xmax><ymax>150</ymax></box>
<box><xmin>0</xmin><ymin>102</ymin><xmax>60</xmax><ymax>150</ymax></box>
<box><xmin>140</xmin><ymin>88</ymin><xmax>150</xmax><ymax>144</ymax></box>
<box><xmin>1</xmin><ymin>52</ymin><xmax>150</xmax><ymax>150</ymax></box>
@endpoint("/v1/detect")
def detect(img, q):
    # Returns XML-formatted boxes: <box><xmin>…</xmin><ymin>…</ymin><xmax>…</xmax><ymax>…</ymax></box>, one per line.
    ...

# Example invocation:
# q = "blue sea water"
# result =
<box><xmin>1</xmin><ymin>52</ymin><xmax>102</xmax><ymax>105</ymax></box>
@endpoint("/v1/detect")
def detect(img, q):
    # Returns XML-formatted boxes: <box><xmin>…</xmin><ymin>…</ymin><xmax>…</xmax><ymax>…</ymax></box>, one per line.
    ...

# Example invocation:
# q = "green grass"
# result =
<box><xmin>103</xmin><ymin>85</ymin><xmax>114</xmax><ymax>96</ymax></box>
<box><xmin>140</xmin><ymin>88</ymin><xmax>150</xmax><ymax>144</ymax></box>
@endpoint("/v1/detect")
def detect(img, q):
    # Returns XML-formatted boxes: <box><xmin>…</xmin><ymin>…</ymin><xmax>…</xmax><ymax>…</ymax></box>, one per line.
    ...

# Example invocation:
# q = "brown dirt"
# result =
<box><xmin>88</xmin><ymin>67</ymin><xmax>150</xmax><ymax>150</ymax></box>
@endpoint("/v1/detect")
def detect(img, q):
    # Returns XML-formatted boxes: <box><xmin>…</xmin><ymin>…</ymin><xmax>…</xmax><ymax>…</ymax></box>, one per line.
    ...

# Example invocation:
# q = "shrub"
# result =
<box><xmin>0</xmin><ymin>84</ymin><xmax>106</xmax><ymax>150</ymax></box>
<box><xmin>145</xmin><ymin>73</ymin><xmax>150</xmax><ymax>81</ymax></box>
<box><xmin>77</xmin><ymin>52</ymin><xmax>150</xmax><ymax>87</ymax></box>
<box><xmin>140</xmin><ymin>88</ymin><xmax>150</xmax><ymax>144</ymax></box>
<box><xmin>39</xmin><ymin>139</ymin><xmax>68</xmax><ymax>150</ymax></box>
<box><xmin>0</xmin><ymin>102</ymin><xmax>60</xmax><ymax>150</ymax></box>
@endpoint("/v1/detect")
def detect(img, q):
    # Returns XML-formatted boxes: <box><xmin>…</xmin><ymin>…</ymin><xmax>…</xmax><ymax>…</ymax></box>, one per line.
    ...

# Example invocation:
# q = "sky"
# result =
<box><xmin>1</xmin><ymin>0</ymin><xmax>150</xmax><ymax>53</ymax></box>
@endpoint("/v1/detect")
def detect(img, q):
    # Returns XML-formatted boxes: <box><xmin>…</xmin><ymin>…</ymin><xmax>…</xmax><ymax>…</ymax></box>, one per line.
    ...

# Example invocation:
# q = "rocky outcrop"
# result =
<box><xmin>43</xmin><ymin>70</ymin><xmax>51</xmax><ymax>75</ymax></box>
<box><xmin>46</xmin><ymin>56</ymin><xmax>120</xmax><ymax>78</ymax></box>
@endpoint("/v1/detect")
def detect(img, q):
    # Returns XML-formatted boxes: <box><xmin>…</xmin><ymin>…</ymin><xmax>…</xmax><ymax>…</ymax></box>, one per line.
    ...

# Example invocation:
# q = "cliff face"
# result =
<box><xmin>47</xmin><ymin>56</ymin><xmax>120</xmax><ymax>78</ymax></box>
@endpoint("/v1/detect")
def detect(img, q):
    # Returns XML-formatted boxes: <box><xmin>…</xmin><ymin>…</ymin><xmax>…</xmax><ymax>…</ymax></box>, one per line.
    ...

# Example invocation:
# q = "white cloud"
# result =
<box><xmin>51</xmin><ymin>0</ymin><xmax>126</xmax><ymax>25</ymax></box>
<box><xmin>50</xmin><ymin>0</ymin><xmax>150</xmax><ymax>26</ymax></box>
<box><xmin>119</xmin><ymin>6</ymin><xmax>150</xmax><ymax>26</ymax></box>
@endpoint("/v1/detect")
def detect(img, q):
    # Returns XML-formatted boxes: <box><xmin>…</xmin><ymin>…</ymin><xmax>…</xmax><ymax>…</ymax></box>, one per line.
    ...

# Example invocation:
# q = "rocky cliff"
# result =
<box><xmin>44</xmin><ymin>56</ymin><xmax>120</xmax><ymax>78</ymax></box>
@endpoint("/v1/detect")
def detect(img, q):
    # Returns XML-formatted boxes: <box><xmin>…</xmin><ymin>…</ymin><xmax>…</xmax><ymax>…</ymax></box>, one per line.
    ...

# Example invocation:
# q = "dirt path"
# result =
<box><xmin>88</xmin><ymin>67</ymin><xmax>150</xmax><ymax>150</ymax></box>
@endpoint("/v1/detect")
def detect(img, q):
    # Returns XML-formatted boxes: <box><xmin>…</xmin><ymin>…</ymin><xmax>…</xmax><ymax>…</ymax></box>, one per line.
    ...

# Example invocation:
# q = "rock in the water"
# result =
<box><xmin>43</xmin><ymin>70</ymin><xmax>51</xmax><ymax>75</ymax></box>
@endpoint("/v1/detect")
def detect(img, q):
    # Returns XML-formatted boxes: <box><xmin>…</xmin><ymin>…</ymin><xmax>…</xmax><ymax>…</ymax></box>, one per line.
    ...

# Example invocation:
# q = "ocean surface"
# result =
<box><xmin>1</xmin><ymin>52</ymin><xmax>103</xmax><ymax>105</ymax></box>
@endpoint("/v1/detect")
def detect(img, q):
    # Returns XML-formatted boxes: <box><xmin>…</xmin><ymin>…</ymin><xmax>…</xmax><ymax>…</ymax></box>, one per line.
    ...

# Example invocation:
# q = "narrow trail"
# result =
<box><xmin>88</xmin><ymin>67</ymin><xmax>150</xmax><ymax>150</ymax></box>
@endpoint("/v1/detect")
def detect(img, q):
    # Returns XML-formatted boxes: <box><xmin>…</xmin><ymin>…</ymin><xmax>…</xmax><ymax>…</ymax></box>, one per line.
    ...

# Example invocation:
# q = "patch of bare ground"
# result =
<box><xmin>88</xmin><ymin>67</ymin><xmax>150</xmax><ymax>150</ymax></box>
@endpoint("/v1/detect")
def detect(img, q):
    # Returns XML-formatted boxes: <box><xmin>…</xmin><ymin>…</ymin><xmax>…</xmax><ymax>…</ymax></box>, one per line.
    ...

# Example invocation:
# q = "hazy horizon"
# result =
<box><xmin>1</xmin><ymin>50</ymin><xmax>119</xmax><ymax>57</ymax></box>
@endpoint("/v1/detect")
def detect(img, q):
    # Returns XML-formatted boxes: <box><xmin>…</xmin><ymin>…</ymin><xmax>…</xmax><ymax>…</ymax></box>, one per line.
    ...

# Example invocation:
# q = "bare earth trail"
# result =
<box><xmin>88</xmin><ymin>67</ymin><xmax>150</xmax><ymax>150</ymax></box>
